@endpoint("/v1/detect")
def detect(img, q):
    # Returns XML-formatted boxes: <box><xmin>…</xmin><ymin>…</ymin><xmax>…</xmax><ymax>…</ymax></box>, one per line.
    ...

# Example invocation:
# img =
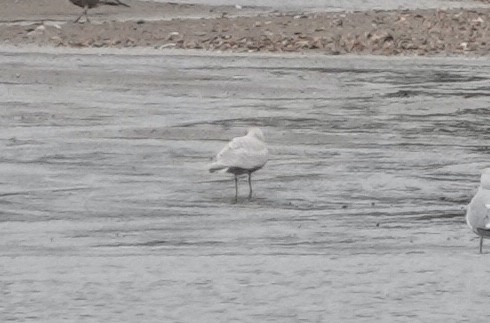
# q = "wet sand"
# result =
<box><xmin>1</xmin><ymin>47</ymin><xmax>490</xmax><ymax>321</ymax></box>
<box><xmin>0</xmin><ymin>0</ymin><xmax>489</xmax><ymax>56</ymax></box>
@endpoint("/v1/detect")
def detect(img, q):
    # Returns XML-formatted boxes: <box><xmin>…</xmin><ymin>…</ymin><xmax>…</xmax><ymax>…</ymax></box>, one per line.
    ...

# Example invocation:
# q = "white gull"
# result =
<box><xmin>466</xmin><ymin>168</ymin><xmax>490</xmax><ymax>253</ymax></box>
<box><xmin>209</xmin><ymin>127</ymin><xmax>269</xmax><ymax>202</ymax></box>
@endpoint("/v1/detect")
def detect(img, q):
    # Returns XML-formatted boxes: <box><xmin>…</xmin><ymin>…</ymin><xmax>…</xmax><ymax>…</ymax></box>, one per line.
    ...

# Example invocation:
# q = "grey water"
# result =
<box><xmin>152</xmin><ymin>0</ymin><xmax>490</xmax><ymax>11</ymax></box>
<box><xmin>1</xmin><ymin>48</ymin><xmax>490</xmax><ymax>322</ymax></box>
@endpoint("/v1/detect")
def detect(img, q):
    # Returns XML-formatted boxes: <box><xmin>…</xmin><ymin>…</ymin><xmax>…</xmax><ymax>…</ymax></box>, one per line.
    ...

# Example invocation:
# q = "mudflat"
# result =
<box><xmin>0</xmin><ymin>0</ymin><xmax>488</xmax><ymax>56</ymax></box>
<box><xmin>2</xmin><ymin>1</ymin><xmax>490</xmax><ymax>322</ymax></box>
<box><xmin>2</xmin><ymin>49</ymin><xmax>490</xmax><ymax>322</ymax></box>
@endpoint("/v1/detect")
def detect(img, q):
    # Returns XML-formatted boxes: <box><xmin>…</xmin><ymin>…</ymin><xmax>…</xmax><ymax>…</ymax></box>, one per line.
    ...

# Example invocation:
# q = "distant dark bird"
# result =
<box><xmin>69</xmin><ymin>0</ymin><xmax>130</xmax><ymax>23</ymax></box>
<box><xmin>467</xmin><ymin>169</ymin><xmax>490</xmax><ymax>253</ymax></box>
<box><xmin>209</xmin><ymin>128</ymin><xmax>269</xmax><ymax>203</ymax></box>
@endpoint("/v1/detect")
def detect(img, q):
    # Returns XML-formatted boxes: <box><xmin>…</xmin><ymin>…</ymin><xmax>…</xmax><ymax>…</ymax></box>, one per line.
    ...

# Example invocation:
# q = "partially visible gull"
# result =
<box><xmin>467</xmin><ymin>168</ymin><xmax>490</xmax><ymax>253</ymax></box>
<box><xmin>69</xmin><ymin>0</ymin><xmax>130</xmax><ymax>23</ymax></box>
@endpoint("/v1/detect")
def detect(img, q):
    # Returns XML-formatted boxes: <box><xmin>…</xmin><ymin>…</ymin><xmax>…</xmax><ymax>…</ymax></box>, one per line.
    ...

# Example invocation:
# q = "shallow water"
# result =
<box><xmin>158</xmin><ymin>0</ymin><xmax>490</xmax><ymax>11</ymax></box>
<box><xmin>1</xmin><ymin>48</ymin><xmax>490</xmax><ymax>322</ymax></box>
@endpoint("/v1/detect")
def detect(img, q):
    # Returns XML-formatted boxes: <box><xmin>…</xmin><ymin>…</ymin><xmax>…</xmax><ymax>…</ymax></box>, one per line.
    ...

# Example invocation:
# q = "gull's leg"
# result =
<box><xmin>248</xmin><ymin>172</ymin><xmax>252</xmax><ymax>200</ymax></box>
<box><xmin>234</xmin><ymin>175</ymin><xmax>238</xmax><ymax>203</ymax></box>
<box><xmin>74</xmin><ymin>10</ymin><xmax>84</xmax><ymax>23</ymax></box>
<box><xmin>74</xmin><ymin>5</ymin><xmax>89</xmax><ymax>23</ymax></box>
<box><xmin>84</xmin><ymin>6</ymin><xmax>90</xmax><ymax>23</ymax></box>
<box><xmin>480</xmin><ymin>236</ymin><xmax>483</xmax><ymax>254</ymax></box>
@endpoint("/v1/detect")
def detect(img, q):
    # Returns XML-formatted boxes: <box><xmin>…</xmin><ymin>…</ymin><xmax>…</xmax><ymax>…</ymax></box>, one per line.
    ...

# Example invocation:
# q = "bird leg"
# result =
<box><xmin>248</xmin><ymin>172</ymin><xmax>252</xmax><ymax>200</ymax></box>
<box><xmin>480</xmin><ymin>236</ymin><xmax>483</xmax><ymax>254</ymax></box>
<box><xmin>74</xmin><ymin>11</ymin><xmax>84</xmax><ymax>23</ymax></box>
<box><xmin>234</xmin><ymin>175</ymin><xmax>238</xmax><ymax>204</ymax></box>
<box><xmin>74</xmin><ymin>5</ymin><xmax>89</xmax><ymax>23</ymax></box>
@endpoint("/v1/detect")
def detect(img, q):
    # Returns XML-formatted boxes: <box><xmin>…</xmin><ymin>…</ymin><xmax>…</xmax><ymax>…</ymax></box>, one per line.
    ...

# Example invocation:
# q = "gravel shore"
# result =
<box><xmin>1</xmin><ymin>0</ymin><xmax>489</xmax><ymax>56</ymax></box>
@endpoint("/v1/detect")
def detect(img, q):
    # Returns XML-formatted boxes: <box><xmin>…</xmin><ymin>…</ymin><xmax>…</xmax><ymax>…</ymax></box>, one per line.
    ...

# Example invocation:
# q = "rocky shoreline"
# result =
<box><xmin>0</xmin><ymin>1</ymin><xmax>489</xmax><ymax>56</ymax></box>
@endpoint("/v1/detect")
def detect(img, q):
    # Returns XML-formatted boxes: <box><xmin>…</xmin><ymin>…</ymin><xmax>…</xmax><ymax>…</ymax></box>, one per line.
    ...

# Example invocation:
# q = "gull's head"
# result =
<box><xmin>481</xmin><ymin>168</ymin><xmax>490</xmax><ymax>190</ymax></box>
<box><xmin>247</xmin><ymin>127</ymin><xmax>265</xmax><ymax>141</ymax></box>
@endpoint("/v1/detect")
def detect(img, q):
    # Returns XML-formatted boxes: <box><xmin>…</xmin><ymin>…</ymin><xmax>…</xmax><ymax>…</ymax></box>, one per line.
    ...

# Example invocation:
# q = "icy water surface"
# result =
<box><xmin>1</xmin><ymin>48</ymin><xmax>490</xmax><ymax>321</ymax></box>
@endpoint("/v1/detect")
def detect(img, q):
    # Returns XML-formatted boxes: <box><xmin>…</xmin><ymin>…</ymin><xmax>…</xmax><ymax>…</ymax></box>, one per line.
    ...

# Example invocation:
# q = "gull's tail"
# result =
<box><xmin>209</xmin><ymin>163</ymin><xmax>227</xmax><ymax>173</ymax></box>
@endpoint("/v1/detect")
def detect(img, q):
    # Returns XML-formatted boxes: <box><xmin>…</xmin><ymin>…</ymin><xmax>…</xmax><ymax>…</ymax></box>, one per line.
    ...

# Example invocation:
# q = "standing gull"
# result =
<box><xmin>466</xmin><ymin>168</ymin><xmax>490</xmax><ymax>253</ymax></box>
<box><xmin>69</xmin><ymin>0</ymin><xmax>130</xmax><ymax>23</ymax></box>
<box><xmin>209</xmin><ymin>128</ymin><xmax>269</xmax><ymax>203</ymax></box>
